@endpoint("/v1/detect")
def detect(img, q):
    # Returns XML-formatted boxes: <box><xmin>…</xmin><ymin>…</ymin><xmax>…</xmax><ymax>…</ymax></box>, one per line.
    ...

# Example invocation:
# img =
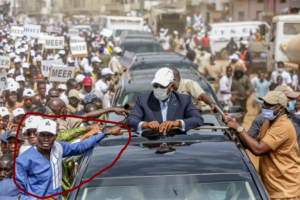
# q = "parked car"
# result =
<box><xmin>119</xmin><ymin>39</ymin><xmax>163</xmax><ymax>54</ymax></box>
<box><xmin>118</xmin><ymin>30</ymin><xmax>157</xmax><ymax>45</ymax></box>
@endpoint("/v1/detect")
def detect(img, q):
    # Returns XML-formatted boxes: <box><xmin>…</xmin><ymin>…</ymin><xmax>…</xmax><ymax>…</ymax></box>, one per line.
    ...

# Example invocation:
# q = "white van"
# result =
<box><xmin>268</xmin><ymin>15</ymin><xmax>300</xmax><ymax>69</ymax></box>
<box><xmin>209</xmin><ymin>21</ymin><xmax>270</xmax><ymax>59</ymax></box>
<box><xmin>99</xmin><ymin>16</ymin><xmax>144</xmax><ymax>42</ymax></box>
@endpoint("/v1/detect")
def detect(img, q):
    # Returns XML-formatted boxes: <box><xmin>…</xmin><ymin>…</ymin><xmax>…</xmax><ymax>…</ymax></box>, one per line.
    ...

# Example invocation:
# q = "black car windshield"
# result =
<box><xmin>79</xmin><ymin>175</ymin><xmax>259</xmax><ymax>200</ymax></box>
<box><xmin>121</xmin><ymin>43</ymin><xmax>163</xmax><ymax>54</ymax></box>
<box><xmin>131</xmin><ymin>64</ymin><xmax>195</xmax><ymax>71</ymax></box>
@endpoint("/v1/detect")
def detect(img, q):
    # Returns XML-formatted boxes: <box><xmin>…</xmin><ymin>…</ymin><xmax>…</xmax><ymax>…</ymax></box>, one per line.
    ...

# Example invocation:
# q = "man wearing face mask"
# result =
<box><xmin>126</xmin><ymin>68</ymin><xmax>204</xmax><ymax>133</ymax></box>
<box><xmin>224</xmin><ymin>91</ymin><xmax>300</xmax><ymax>200</ymax></box>
<box><xmin>270</xmin><ymin>62</ymin><xmax>292</xmax><ymax>86</ymax></box>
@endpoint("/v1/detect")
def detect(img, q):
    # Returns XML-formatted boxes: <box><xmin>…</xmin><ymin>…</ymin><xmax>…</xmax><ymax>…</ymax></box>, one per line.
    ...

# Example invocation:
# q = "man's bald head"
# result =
<box><xmin>84</xmin><ymin>103</ymin><xmax>97</xmax><ymax>113</ymax></box>
<box><xmin>169</xmin><ymin>67</ymin><xmax>181</xmax><ymax>91</ymax></box>
<box><xmin>169</xmin><ymin>67</ymin><xmax>180</xmax><ymax>78</ymax></box>
<box><xmin>0</xmin><ymin>154</ymin><xmax>14</xmax><ymax>181</ymax></box>
<box><xmin>47</xmin><ymin>99</ymin><xmax>66</xmax><ymax>116</ymax></box>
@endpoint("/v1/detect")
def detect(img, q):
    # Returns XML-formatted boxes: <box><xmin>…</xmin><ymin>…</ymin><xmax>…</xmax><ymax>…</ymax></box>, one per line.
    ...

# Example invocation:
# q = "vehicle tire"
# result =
<box><xmin>220</xmin><ymin>49</ymin><xmax>228</xmax><ymax>60</ymax></box>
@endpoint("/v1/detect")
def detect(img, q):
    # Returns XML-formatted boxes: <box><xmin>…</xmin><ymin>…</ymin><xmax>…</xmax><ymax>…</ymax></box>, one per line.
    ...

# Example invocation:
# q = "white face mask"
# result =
<box><xmin>153</xmin><ymin>85</ymin><xmax>171</xmax><ymax>101</ymax></box>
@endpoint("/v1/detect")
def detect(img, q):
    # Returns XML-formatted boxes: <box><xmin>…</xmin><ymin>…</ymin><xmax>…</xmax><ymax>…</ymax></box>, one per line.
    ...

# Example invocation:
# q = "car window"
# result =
<box><xmin>80</xmin><ymin>181</ymin><xmax>256</xmax><ymax>200</ymax></box>
<box><xmin>120</xmin><ymin>43</ymin><xmax>163</xmax><ymax>54</ymax></box>
<box><xmin>121</xmin><ymin>92</ymin><xmax>148</xmax><ymax>105</ymax></box>
<box><xmin>283</xmin><ymin>23</ymin><xmax>300</xmax><ymax>35</ymax></box>
<box><xmin>115</xmin><ymin>29</ymin><xmax>124</xmax><ymax>37</ymax></box>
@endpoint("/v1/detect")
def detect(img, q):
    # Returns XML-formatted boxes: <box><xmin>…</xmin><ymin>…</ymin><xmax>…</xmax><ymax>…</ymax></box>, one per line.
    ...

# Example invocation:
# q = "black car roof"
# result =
<box><xmin>82</xmin><ymin>141</ymin><xmax>249</xmax><ymax>180</ymax></box>
<box><xmin>132</xmin><ymin>52</ymin><xmax>192</xmax><ymax>67</ymax></box>
<box><xmin>120</xmin><ymin>38</ymin><xmax>160</xmax><ymax>45</ymax></box>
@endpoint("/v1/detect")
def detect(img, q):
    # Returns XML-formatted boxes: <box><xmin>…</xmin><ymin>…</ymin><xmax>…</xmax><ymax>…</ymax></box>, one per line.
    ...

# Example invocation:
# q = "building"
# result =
<box><xmin>232</xmin><ymin>0</ymin><xmax>298</xmax><ymax>22</ymax></box>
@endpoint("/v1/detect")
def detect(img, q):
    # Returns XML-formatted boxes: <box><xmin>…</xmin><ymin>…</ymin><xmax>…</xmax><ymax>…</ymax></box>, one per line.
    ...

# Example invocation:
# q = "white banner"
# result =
<box><xmin>100</xmin><ymin>28</ymin><xmax>113</xmax><ymax>37</ymax></box>
<box><xmin>11</xmin><ymin>26</ymin><xmax>24</xmax><ymax>37</ymax></box>
<box><xmin>49</xmin><ymin>66</ymin><xmax>75</xmax><ymax>82</ymax></box>
<box><xmin>41</xmin><ymin>59</ymin><xmax>63</xmax><ymax>77</ymax></box>
<box><xmin>38</xmin><ymin>32</ymin><xmax>48</xmax><ymax>44</ymax></box>
<box><xmin>23</xmin><ymin>24</ymin><xmax>41</xmax><ymax>38</ymax></box>
<box><xmin>0</xmin><ymin>72</ymin><xmax>8</xmax><ymax>93</ymax></box>
<box><xmin>70</xmin><ymin>36</ymin><xmax>85</xmax><ymax>43</ymax></box>
<box><xmin>70</xmin><ymin>42</ymin><xmax>88</xmax><ymax>56</ymax></box>
<box><xmin>120</xmin><ymin>51</ymin><xmax>136</xmax><ymax>69</ymax></box>
<box><xmin>0</xmin><ymin>56</ymin><xmax>10</xmax><ymax>69</ymax></box>
<box><xmin>44</xmin><ymin>36</ymin><xmax>65</xmax><ymax>49</ymax></box>
<box><xmin>68</xmin><ymin>28</ymin><xmax>79</xmax><ymax>36</ymax></box>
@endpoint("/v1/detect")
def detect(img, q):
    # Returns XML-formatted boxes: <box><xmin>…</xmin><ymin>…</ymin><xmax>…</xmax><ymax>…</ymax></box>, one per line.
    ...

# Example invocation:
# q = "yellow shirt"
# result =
<box><xmin>177</xmin><ymin>78</ymin><xmax>210</xmax><ymax>111</ymax></box>
<box><xmin>258</xmin><ymin>115</ymin><xmax>300</xmax><ymax>198</ymax></box>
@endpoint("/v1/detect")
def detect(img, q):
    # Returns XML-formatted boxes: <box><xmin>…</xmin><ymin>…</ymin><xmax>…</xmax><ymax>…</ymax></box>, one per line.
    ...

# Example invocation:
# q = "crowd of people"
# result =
<box><xmin>0</xmin><ymin>13</ymin><xmax>300</xmax><ymax>200</ymax></box>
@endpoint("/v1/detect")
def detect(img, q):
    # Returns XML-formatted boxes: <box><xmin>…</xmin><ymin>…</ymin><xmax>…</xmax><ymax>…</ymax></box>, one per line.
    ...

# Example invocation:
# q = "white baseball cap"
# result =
<box><xmin>22</xmin><ymin>62</ymin><xmax>29</xmax><ymax>68</ymax></box>
<box><xmin>91</xmin><ymin>57</ymin><xmax>102</xmax><ymax>63</ymax></box>
<box><xmin>0</xmin><ymin>107</ymin><xmax>10</xmax><ymax>117</ymax></box>
<box><xmin>58</xmin><ymin>84</ymin><xmax>67</xmax><ymax>90</ymax></box>
<box><xmin>23</xmin><ymin>89</ymin><xmax>35</xmax><ymax>97</ymax></box>
<box><xmin>241</xmin><ymin>40</ymin><xmax>249</xmax><ymax>48</ymax></box>
<box><xmin>25</xmin><ymin>116</ymin><xmax>43</xmax><ymax>130</ymax></box>
<box><xmin>37</xmin><ymin>119</ymin><xmax>57</xmax><ymax>135</ymax></box>
<box><xmin>101</xmin><ymin>68</ymin><xmax>115</xmax><ymax>76</ymax></box>
<box><xmin>58</xmin><ymin>50</ymin><xmax>66</xmax><ymax>55</ymax></box>
<box><xmin>8</xmin><ymin>69</ymin><xmax>14</xmax><ymax>74</ymax></box>
<box><xmin>113</xmin><ymin>47</ymin><xmax>123</xmax><ymax>53</ymax></box>
<box><xmin>7</xmin><ymin>81</ymin><xmax>19</xmax><ymax>92</ymax></box>
<box><xmin>229</xmin><ymin>54</ymin><xmax>239</xmax><ymax>60</ymax></box>
<box><xmin>83</xmin><ymin>64</ymin><xmax>93</xmax><ymax>73</ymax></box>
<box><xmin>36</xmin><ymin>55</ymin><xmax>43</xmax><ymax>62</ymax></box>
<box><xmin>7</xmin><ymin>78</ymin><xmax>14</xmax><ymax>85</ymax></box>
<box><xmin>13</xmin><ymin>108</ymin><xmax>25</xmax><ymax>118</ymax></box>
<box><xmin>9</xmin><ymin>52</ymin><xmax>16</xmax><ymax>58</ymax></box>
<box><xmin>151</xmin><ymin>67</ymin><xmax>174</xmax><ymax>87</ymax></box>
<box><xmin>67</xmin><ymin>57</ymin><xmax>75</xmax><ymax>64</ymax></box>
<box><xmin>16</xmin><ymin>75</ymin><xmax>25</xmax><ymax>82</ymax></box>
<box><xmin>75</xmin><ymin>74</ymin><xmax>85</xmax><ymax>83</ymax></box>
<box><xmin>14</xmin><ymin>57</ymin><xmax>21</xmax><ymax>63</ymax></box>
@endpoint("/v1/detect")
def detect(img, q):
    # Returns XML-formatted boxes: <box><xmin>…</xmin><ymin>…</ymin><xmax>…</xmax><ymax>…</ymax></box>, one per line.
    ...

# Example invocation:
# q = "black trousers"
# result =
<box><xmin>233</xmin><ymin>99</ymin><xmax>247</xmax><ymax>124</ymax></box>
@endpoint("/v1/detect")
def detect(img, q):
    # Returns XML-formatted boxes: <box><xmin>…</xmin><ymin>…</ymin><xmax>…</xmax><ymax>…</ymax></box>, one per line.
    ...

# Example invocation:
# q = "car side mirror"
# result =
<box><xmin>205</xmin><ymin>76</ymin><xmax>215</xmax><ymax>82</ymax></box>
<box><xmin>228</xmin><ymin>106</ymin><xmax>245</xmax><ymax>118</ymax></box>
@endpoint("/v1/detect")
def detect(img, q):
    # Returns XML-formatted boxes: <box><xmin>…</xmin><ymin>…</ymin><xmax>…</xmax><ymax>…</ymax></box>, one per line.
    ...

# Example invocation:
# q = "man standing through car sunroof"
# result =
<box><xmin>126</xmin><ymin>67</ymin><xmax>204</xmax><ymax>133</ymax></box>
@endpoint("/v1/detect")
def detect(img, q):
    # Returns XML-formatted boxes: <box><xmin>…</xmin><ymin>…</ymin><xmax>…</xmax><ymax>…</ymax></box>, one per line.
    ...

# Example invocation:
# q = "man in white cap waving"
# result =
<box><xmin>95</xmin><ymin>68</ymin><xmax>115</xmax><ymax>108</ymax></box>
<box><xmin>14</xmin><ymin>119</ymin><xmax>121</xmax><ymax>200</ymax></box>
<box><xmin>126</xmin><ymin>67</ymin><xmax>204</xmax><ymax>133</ymax></box>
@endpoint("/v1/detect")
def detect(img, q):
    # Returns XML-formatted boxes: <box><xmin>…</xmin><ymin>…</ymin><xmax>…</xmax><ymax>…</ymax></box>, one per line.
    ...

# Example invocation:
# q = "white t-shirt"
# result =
<box><xmin>217</xmin><ymin>75</ymin><xmax>232</xmax><ymax>101</ymax></box>
<box><xmin>251</xmin><ymin>76</ymin><xmax>259</xmax><ymax>87</ymax></box>
<box><xmin>270</xmin><ymin>70</ymin><xmax>292</xmax><ymax>85</ymax></box>
<box><xmin>292</xmin><ymin>74</ymin><xmax>298</xmax><ymax>86</ymax></box>
<box><xmin>95</xmin><ymin>79</ymin><xmax>108</xmax><ymax>93</ymax></box>
<box><xmin>60</xmin><ymin>92</ymin><xmax>69</xmax><ymax>104</ymax></box>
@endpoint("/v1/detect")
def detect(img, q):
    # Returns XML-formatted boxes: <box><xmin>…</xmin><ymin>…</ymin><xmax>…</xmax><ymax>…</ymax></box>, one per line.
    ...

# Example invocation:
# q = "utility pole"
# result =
<box><xmin>14</xmin><ymin>0</ymin><xmax>16</xmax><ymax>16</ymax></box>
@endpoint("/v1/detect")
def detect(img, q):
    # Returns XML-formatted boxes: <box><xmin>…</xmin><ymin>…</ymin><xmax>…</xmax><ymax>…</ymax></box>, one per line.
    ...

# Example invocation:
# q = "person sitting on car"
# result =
<box><xmin>126</xmin><ymin>68</ymin><xmax>204</xmax><ymax>133</ymax></box>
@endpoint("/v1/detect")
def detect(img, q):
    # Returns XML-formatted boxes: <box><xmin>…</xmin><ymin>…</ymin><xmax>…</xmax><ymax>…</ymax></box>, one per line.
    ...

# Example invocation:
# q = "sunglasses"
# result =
<box><xmin>152</xmin><ymin>83</ymin><xmax>170</xmax><ymax>89</ymax></box>
<box><xmin>24</xmin><ymin>130</ymin><xmax>37</xmax><ymax>136</ymax></box>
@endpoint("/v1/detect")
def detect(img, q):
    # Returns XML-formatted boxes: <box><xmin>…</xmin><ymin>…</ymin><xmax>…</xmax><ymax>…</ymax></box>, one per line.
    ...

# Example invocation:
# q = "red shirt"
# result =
<box><xmin>201</xmin><ymin>37</ymin><xmax>210</xmax><ymax>47</ymax></box>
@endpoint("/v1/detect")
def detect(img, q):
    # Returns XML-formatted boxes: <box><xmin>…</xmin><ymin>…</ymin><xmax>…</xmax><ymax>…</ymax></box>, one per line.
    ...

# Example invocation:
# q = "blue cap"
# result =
<box><xmin>99</xmin><ymin>46</ymin><xmax>104</xmax><ymax>53</ymax></box>
<box><xmin>0</xmin><ymin>131</ymin><xmax>9</xmax><ymax>142</ymax></box>
<box><xmin>84</xmin><ymin>93</ymin><xmax>98</xmax><ymax>105</ymax></box>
